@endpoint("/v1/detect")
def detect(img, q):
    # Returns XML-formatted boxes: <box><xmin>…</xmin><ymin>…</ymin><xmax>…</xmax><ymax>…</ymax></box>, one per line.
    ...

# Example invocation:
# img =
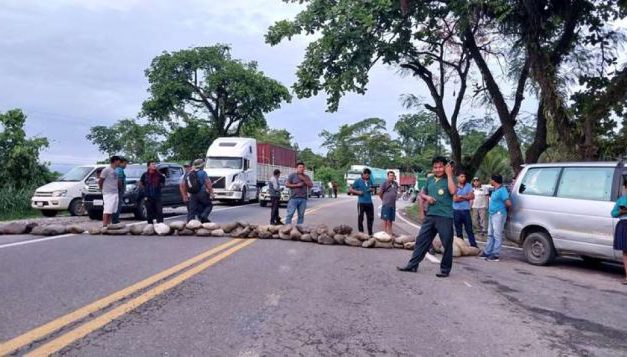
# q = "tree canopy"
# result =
<box><xmin>86</xmin><ymin>119</ymin><xmax>164</xmax><ymax>163</ymax></box>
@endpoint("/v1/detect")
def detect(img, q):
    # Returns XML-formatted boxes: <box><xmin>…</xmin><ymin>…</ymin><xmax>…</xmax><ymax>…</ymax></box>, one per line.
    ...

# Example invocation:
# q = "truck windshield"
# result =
<box><xmin>207</xmin><ymin>157</ymin><xmax>243</xmax><ymax>169</ymax></box>
<box><xmin>347</xmin><ymin>172</ymin><xmax>361</xmax><ymax>180</ymax></box>
<box><xmin>58</xmin><ymin>166</ymin><xmax>93</xmax><ymax>182</ymax></box>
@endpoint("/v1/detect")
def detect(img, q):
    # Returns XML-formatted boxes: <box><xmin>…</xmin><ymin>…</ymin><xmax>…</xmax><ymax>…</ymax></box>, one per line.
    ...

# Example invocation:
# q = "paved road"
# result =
<box><xmin>1</xmin><ymin>196</ymin><xmax>626</xmax><ymax>356</ymax></box>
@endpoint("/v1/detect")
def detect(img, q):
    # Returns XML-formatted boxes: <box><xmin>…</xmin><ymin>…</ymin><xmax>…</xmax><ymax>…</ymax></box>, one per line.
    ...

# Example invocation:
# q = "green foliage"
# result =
<box><xmin>0</xmin><ymin>109</ymin><xmax>53</xmax><ymax>189</ymax></box>
<box><xmin>243</xmin><ymin>126</ymin><xmax>296</xmax><ymax>149</ymax></box>
<box><xmin>298</xmin><ymin>148</ymin><xmax>327</xmax><ymax>171</ymax></box>
<box><xmin>312</xmin><ymin>166</ymin><xmax>347</xmax><ymax>192</ymax></box>
<box><xmin>142</xmin><ymin>44</ymin><xmax>291</xmax><ymax>137</ymax></box>
<box><xmin>87</xmin><ymin>118</ymin><xmax>164</xmax><ymax>163</ymax></box>
<box><xmin>0</xmin><ymin>185</ymin><xmax>38</xmax><ymax>221</ymax></box>
<box><xmin>394</xmin><ymin>112</ymin><xmax>447</xmax><ymax>172</ymax></box>
<box><xmin>161</xmin><ymin>118</ymin><xmax>216</xmax><ymax>162</ymax></box>
<box><xmin>476</xmin><ymin>148</ymin><xmax>513</xmax><ymax>182</ymax></box>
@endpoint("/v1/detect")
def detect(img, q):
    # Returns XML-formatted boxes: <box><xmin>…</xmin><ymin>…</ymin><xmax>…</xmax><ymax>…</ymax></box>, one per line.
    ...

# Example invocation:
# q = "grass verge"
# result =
<box><xmin>0</xmin><ymin>185</ymin><xmax>39</xmax><ymax>222</ymax></box>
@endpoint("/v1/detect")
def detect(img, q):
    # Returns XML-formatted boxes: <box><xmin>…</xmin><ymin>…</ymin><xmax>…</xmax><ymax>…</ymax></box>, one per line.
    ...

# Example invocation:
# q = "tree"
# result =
<box><xmin>243</xmin><ymin>126</ymin><xmax>296</xmax><ymax>149</ymax></box>
<box><xmin>160</xmin><ymin>117</ymin><xmax>216</xmax><ymax>162</ymax></box>
<box><xmin>142</xmin><ymin>45</ymin><xmax>292</xmax><ymax>137</ymax></box>
<box><xmin>0</xmin><ymin>109</ymin><xmax>53</xmax><ymax>188</ymax></box>
<box><xmin>476</xmin><ymin>148</ymin><xmax>513</xmax><ymax>183</ymax></box>
<box><xmin>394</xmin><ymin>111</ymin><xmax>447</xmax><ymax>172</ymax></box>
<box><xmin>87</xmin><ymin>119</ymin><xmax>164</xmax><ymax>163</ymax></box>
<box><xmin>266</xmin><ymin>1</ymin><xmax>528</xmax><ymax>176</ymax></box>
<box><xmin>298</xmin><ymin>148</ymin><xmax>326</xmax><ymax>171</ymax></box>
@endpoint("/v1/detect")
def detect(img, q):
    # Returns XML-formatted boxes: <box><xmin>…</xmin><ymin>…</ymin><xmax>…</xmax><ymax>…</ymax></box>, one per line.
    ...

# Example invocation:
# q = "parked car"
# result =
<box><xmin>506</xmin><ymin>161</ymin><xmax>625</xmax><ymax>266</ymax></box>
<box><xmin>31</xmin><ymin>165</ymin><xmax>105</xmax><ymax>217</ymax></box>
<box><xmin>310</xmin><ymin>181</ymin><xmax>325</xmax><ymax>198</ymax></box>
<box><xmin>259</xmin><ymin>179</ymin><xmax>290</xmax><ymax>207</ymax></box>
<box><xmin>82</xmin><ymin>163</ymin><xmax>186</xmax><ymax>220</ymax></box>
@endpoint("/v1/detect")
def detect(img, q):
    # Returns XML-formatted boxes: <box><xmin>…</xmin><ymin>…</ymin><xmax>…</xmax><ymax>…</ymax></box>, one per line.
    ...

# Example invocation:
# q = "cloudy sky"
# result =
<box><xmin>1</xmin><ymin>0</ymin><xmax>536</xmax><ymax>165</ymax></box>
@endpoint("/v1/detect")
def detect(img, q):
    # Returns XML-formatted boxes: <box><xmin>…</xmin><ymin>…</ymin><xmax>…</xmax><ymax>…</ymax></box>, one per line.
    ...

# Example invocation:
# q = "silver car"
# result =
<box><xmin>506</xmin><ymin>161</ymin><xmax>625</xmax><ymax>265</ymax></box>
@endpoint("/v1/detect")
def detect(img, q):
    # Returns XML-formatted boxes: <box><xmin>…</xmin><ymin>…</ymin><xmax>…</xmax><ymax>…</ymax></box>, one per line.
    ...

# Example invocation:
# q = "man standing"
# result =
<box><xmin>471</xmin><ymin>177</ymin><xmax>489</xmax><ymax>236</ymax></box>
<box><xmin>332</xmin><ymin>180</ymin><xmax>338</xmax><ymax>199</ymax></box>
<box><xmin>139</xmin><ymin>161</ymin><xmax>165</xmax><ymax>224</ymax></box>
<box><xmin>269</xmin><ymin>169</ymin><xmax>282</xmax><ymax>225</ymax></box>
<box><xmin>111</xmin><ymin>157</ymin><xmax>127</xmax><ymax>225</ymax></box>
<box><xmin>481</xmin><ymin>175</ymin><xmax>512</xmax><ymax>261</ymax></box>
<box><xmin>98</xmin><ymin>156</ymin><xmax>121</xmax><ymax>227</ymax></box>
<box><xmin>453</xmin><ymin>171</ymin><xmax>477</xmax><ymax>247</ymax></box>
<box><xmin>186</xmin><ymin>159</ymin><xmax>214</xmax><ymax>223</ymax></box>
<box><xmin>349</xmin><ymin>168</ymin><xmax>375</xmax><ymax>236</ymax></box>
<box><xmin>179</xmin><ymin>162</ymin><xmax>193</xmax><ymax>221</ymax></box>
<box><xmin>285</xmin><ymin>162</ymin><xmax>313</xmax><ymax>224</ymax></box>
<box><xmin>379</xmin><ymin>171</ymin><xmax>399</xmax><ymax>236</ymax></box>
<box><xmin>398</xmin><ymin>157</ymin><xmax>456</xmax><ymax>278</ymax></box>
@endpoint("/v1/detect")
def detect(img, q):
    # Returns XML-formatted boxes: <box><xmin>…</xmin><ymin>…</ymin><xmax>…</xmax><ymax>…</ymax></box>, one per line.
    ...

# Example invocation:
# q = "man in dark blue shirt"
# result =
<box><xmin>349</xmin><ymin>168</ymin><xmax>375</xmax><ymax>236</ymax></box>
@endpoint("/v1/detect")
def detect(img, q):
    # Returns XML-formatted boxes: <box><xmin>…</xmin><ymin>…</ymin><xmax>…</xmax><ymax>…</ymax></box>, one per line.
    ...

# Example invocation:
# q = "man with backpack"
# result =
<box><xmin>185</xmin><ymin>159</ymin><xmax>214</xmax><ymax>223</ymax></box>
<box><xmin>179</xmin><ymin>162</ymin><xmax>193</xmax><ymax>221</ymax></box>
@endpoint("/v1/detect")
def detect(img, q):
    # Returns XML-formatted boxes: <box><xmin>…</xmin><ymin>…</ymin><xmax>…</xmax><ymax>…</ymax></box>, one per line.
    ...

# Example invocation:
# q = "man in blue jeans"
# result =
<box><xmin>481</xmin><ymin>174</ymin><xmax>512</xmax><ymax>261</ymax></box>
<box><xmin>453</xmin><ymin>170</ymin><xmax>477</xmax><ymax>247</ymax></box>
<box><xmin>285</xmin><ymin>162</ymin><xmax>313</xmax><ymax>224</ymax></box>
<box><xmin>111</xmin><ymin>157</ymin><xmax>127</xmax><ymax>224</ymax></box>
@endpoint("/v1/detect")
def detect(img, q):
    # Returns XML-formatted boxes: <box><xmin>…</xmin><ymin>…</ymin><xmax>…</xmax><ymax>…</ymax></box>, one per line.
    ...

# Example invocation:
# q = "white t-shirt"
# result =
<box><xmin>472</xmin><ymin>187</ymin><xmax>489</xmax><ymax>209</ymax></box>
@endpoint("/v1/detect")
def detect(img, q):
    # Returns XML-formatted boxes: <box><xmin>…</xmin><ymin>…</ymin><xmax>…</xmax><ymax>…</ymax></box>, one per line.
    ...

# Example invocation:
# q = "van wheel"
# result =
<box><xmin>523</xmin><ymin>232</ymin><xmax>556</xmax><ymax>266</ymax></box>
<box><xmin>68</xmin><ymin>198</ymin><xmax>85</xmax><ymax>216</ymax></box>
<box><xmin>87</xmin><ymin>209</ymin><xmax>102</xmax><ymax>220</ymax></box>
<box><xmin>42</xmin><ymin>210</ymin><xmax>58</xmax><ymax>217</ymax></box>
<box><xmin>134</xmin><ymin>200</ymin><xmax>147</xmax><ymax>220</ymax></box>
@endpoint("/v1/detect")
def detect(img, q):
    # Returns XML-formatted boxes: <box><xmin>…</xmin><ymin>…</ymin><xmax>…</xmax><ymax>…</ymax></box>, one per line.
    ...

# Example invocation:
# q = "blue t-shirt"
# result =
<box><xmin>489</xmin><ymin>186</ymin><xmax>510</xmax><ymax>216</ymax></box>
<box><xmin>115</xmin><ymin>167</ymin><xmax>126</xmax><ymax>193</ymax></box>
<box><xmin>197</xmin><ymin>169</ymin><xmax>208</xmax><ymax>186</ymax></box>
<box><xmin>452</xmin><ymin>183</ymin><xmax>472</xmax><ymax>210</ymax></box>
<box><xmin>352</xmin><ymin>178</ymin><xmax>373</xmax><ymax>204</ymax></box>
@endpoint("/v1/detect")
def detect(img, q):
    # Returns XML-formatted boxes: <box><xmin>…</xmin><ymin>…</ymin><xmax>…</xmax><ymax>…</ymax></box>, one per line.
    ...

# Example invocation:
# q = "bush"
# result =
<box><xmin>0</xmin><ymin>185</ymin><xmax>37</xmax><ymax>220</ymax></box>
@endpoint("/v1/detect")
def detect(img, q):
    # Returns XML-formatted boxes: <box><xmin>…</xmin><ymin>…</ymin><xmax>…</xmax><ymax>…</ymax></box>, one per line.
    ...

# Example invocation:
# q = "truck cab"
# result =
<box><xmin>206</xmin><ymin>138</ymin><xmax>259</xmax><ymax>203</ymax></box>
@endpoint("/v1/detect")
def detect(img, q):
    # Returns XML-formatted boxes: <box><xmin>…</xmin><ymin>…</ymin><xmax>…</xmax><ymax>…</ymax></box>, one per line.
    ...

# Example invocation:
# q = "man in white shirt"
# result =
<box><xmin>471</xmin><ymin>177</ymin><xmax>489</xmax><ymax>236</ymax></box>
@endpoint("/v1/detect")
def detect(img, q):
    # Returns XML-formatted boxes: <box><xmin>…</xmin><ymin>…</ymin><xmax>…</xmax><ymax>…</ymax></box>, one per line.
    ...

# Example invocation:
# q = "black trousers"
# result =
<box><xmin>333</xmin><ymin>188</ymin><xmax>338</xmax><ymax>198</ymax></box>
<box><xmin>270</xmin><ymin>196</ymin><xmax>280</xmax><ymax>224</ymax></box>
<box><xmin>406</xmin><ymin>215</ymin><xmax>454</xmax><ymax>274</ymax></box>
<box><xmin>189</xmin><ymin>191</ymin><xmax>213</xmax><ymax>223</ymax></box>
<box><xmin>358</xmin><ymin>202</ymin><xmax>374</xmax><ymax>236</ymax></box>
<box><xmin>145</xmin><ymin>197</ymin><xmax>163</xmax><ymax>224</ymax></box>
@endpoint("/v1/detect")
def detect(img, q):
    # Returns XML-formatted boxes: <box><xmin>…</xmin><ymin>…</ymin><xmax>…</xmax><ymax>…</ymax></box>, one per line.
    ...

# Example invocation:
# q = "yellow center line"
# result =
<box><xmin>27</xmin><ymin>239</ymin><xmax>256</xmax><ymax>356</ymax></box>
<box><xmin>0</xmin><ymin>239</ymin><xmax>243</xmax><ymax>356</ymax></box>
<box><xmin>305</xmin><ymin>198</ymin><xmax>352</xmax><ymax>215</ymax></box>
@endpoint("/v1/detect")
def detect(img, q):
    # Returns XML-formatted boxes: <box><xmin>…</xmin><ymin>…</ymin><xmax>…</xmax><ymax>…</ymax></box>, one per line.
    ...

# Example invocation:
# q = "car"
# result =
<box><xmin>505</xmin><ymin>161</ymin><xmax>625</xmax><ymax>266</ymax></box>
<box><xmin>82</xmin><ymin>163</ymin><xmax>186</xmax><ymax>221</ymax></box>
<box><xmin>309</xmin><ymin>181</ymin><xmax>325</xmax><ymax>198</ymax></box>
<box><xmin>259</xmin><ymin>179</ymin><xmax>290</xmax><ymax>207</ymax></box>
<box><xmin>31</xmin><ymin>165</ymin><xmax>105</xmax><ymax>217</ymax></box>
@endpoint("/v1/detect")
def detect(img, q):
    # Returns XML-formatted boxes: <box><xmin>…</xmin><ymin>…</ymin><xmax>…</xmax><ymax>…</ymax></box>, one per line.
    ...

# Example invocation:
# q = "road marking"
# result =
<box><xmin>305</xmin><ymin>198</ymin><xmax>352</xmax><ymax>214</ymax></box>
<box><xmin>27</xmin><ymin>239</ymin><xmax>256</xmax><ymax>356</ymax></box>
<box><xmin>0</xmin><ymin>203</ymin><xmax>258</xmax><ymax>250</ymax></box>
<box><xmin>0</xmin><ymin>239</ymin><xmax>243</xmax><ymax>356</ymax></box>
<box><xmin>464</xmin><ymin>281</ymin><xmax>473</xmax><ymax>288</ymax></box>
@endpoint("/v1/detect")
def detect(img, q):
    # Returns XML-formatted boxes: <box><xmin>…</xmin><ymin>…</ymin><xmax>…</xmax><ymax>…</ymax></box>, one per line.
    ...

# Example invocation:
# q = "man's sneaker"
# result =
<box><xmin>487</xmin><ymin>256</ymin><xmax>500</xmax><ymax>262</ymax></box>
<box><xmin>479</xmin><ymin>251</ymin><xmax>489</xmax><ymax>258</ymax></box>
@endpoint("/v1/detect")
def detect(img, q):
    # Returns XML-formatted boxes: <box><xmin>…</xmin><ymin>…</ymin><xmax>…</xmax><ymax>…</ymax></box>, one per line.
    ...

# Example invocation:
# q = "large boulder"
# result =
<box><xmin>230</xmin><ymin>227</ymin><xmax>244</xmax><ymax>238</ymax></box>
<box><xmin>333</xmin><ymin>234</ymin><xmax>346</xmax><ymax>245</ymax></box>
<box><xmin>221</xmin><ymin>222</ymin><xmax>239</xmax><ymax>233</ymax></box>
<box><xmin>344</xmin><ymin>236</ymin><xmax>362</xmax><ymax>247</ymax></box>
<box><xmin>31</xmin><ymin>226</ymin><xmax>47</xmax><ymax>236</ymax></box>
<box><xmin>393</xmin><ymin>242</ymin><xmax>404</xmax><ymax>249</ymax></box>
<box><xmin>296</xmin><ymin>225</ymin><xmax>312</xmax><ymax>234</ymax></box>
<box><xmin>154</xmin><ymin>223</ymin><xmax>170</xmax><ymax>236</ymax></box>
<box><xmin>169</xmin><ymin>221</ymin><xmax>186</xmax><ymax>231</ymax></box>
<box><xmin>186</xmin><ymin>220</ymin><xmax>202</xmax><ymax>230</ymax></box>
<box><xmin>0</xmin><ymin>223</ymin><xmax>28</xmax><ymax>235</ymax></box>
<box><xmin>317</xmin><ymin>234</ymin><xmax>335</xmax><ymax>245</ymax></box>
<box><xmin>394</xmin><ymin>235</ymin><xmax>414</xmax><ymax>244</ymax></box>
<box><xmin>196</xmin><ymin>228</ymin><xmax>211</xmax><ymax>237</ymax></box>
<box><xmin>289</xmin><ymin>227</ymin><xmax>302</xmax><ymax>240</ymax></box>
<box><xmin>177</xmin><ymin>229</ymin><xmax>195</xmax><ymax>236</ymax></box>
<box><xmin>235</xmin><ymin>221</ymin><xmax>250</xmax><ymax>228</ymax></box>
<box><xmin>25</xmin><ymin>222</ymin><xmax>38</xmax><ymax>234</ymax></box>
<box><xmin>66</xmin><ymin>224</ymin><xmax>85</xmax><ymax>234</ymax></box>
<box><xmin>211</xmin><ymin>229</ymin><xmax>225</xmax><ymax>237</ymax></box>
<box><xmin>142</xmin><ymin>224</ymin><xmax>155</xmax><ymax>236</ymax></box>
<box><xmin>350</xmin><ymin>232</ymin><xmax>370</xmax><ymax>241</ymax></box>
<box><xmin>300</xmin><ymin>234</ymin><xmax>313</xmax><ymax>242</ymax></box>
<box><xmin>362</xmin><ymin>238</ymin><xmax>376</xmax><ymax>248</ymax></box>
<box><xmin>404</xmin><ymin>242</ymin><xmax>416</xmax><ymax>250</ymax></box>
<box><xmin>433</xmin><ymin>236</ymin><xmax>443</xmax><ymax>253</ymax></box>
<box><xmin>278</xmin><ymin>225</ymin><xmax>292</xmax><ymax>240</ymax></box>
<box><xmin>42</xmin><ymin>225</ymin><xmax>68</xmax><ymax>236</ymax></box>
<box><xmin>202</xmin><ymin>222</ymin><xmax>220</xmax><ymax>231</ymax></box>
<box><xmin>373</xmin><ymin>231</ymin><xmax>393</xmax><ymax>243</ymax></box>
<box><xmin>130</xmin><ymin>225</ymin><xmax>145</xmax><ymax>235</ymax></box>
<box><xmin>333</xmin><ymin>225</ymin><xmax>353</xmax><ymax>235</ymax></box>
<box><xmin>107</xmin><ymin>223</ymin><xmax>126</xmax><ymax>230</ymax></box>
<box><xmin>374</xmin><ymin>240</ymin><xmax>393</xmax><ymax>249</ymax></box>
<box><xmin>105</xmin><ymin>227</ymin><xmax>130</xmax><ymax>235</ymax></box>
<box><xmin>87</xmin><ymin>226</ymin><xmax>102</xmax><ymax>236</ymax></box>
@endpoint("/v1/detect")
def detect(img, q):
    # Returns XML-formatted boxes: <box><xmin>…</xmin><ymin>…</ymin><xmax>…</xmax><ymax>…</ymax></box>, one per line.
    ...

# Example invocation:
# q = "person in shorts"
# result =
<box><xmin>98</xmin><ymin>155</ymin><xmax>121</xmax><ymax>227</ymax></box>
<box><xmin>379</xmin><ymin>171</ymin><xmax>399</xmax><ymax>236</ymax></box>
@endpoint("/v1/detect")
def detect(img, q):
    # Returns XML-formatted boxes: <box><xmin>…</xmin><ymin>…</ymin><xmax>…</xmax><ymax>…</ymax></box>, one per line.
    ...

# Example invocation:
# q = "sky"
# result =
<box><xmin>0</xmin><ymin>0</ymin><xmax>543</xmax><ymax>165</ymax></box>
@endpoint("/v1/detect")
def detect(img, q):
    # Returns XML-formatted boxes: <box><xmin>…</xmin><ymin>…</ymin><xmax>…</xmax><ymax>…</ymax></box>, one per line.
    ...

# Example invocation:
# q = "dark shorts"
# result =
<box><xmin>381</xmin><ymin>205</ymin><xmax>396</xmax><ymax>221</ymax></box>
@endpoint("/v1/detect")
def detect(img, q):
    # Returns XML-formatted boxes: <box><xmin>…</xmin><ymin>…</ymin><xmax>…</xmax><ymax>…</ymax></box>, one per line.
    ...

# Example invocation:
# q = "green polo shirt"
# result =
<box><xmin>424</xmin><ymin>175</ymin><xmax>454</xmax><ymax>218</ymax></box>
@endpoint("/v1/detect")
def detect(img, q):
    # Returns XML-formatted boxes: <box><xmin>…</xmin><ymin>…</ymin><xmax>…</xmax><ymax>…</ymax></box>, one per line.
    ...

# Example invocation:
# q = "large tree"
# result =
<box><xmin>0</xmin><ymin>109</ymin><xmax>52</xmax><ymax>188</ymax></box>
<box><xmin>87</xmin><ymin>119</ymin><xmax>164</xmax><ymax>163</ymax></box>
<box><xmin>141</xmin><ymin>45</ymin><xmax>292</xmax><ymax>137</ymax></box>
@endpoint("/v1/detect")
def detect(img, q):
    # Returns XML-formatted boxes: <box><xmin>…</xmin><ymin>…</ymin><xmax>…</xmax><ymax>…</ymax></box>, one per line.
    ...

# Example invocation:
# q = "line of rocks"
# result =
<box><xmin>1</xmin><ymin>220</ymin><xmax>482</xmax><ymax>257</ymax></box>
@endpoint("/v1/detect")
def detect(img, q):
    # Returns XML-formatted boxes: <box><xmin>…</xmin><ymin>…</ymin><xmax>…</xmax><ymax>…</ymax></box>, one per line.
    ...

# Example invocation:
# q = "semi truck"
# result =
<box><xmin>205</xmin><ymin>137</ymin><xmax>312</xmax><ymax>203</ymax></box>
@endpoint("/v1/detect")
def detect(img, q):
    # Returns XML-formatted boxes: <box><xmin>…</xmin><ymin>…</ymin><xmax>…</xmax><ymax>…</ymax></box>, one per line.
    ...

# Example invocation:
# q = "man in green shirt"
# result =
<box><xmin>398</xmin><ymin>156</ymin><xmax>457</xmax><ymax>277</ymax></box>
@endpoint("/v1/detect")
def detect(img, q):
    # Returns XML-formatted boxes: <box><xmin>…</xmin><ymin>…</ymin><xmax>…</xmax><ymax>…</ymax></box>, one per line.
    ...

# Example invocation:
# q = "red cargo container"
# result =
<box><xmin>400</xmin><ymin>175</ymin><xmax>416</xmax><ymax>187</ymax></box>
<box><xmin>256</xmin><ymin>143</ymin><xmax>297</xmax><ymax>167</ymax></box>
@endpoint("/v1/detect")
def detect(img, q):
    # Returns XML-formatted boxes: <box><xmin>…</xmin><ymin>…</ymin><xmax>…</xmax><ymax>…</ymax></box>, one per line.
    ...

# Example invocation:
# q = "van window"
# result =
<box><xmin>519</xmin><ymin>168</ymin><xmax>561</xmax><ymax>196</ymax></box>
<box><xmin>168</xmin><ymin>167</ymin><xmax>183</xmax><ymax>180</ymax></box>
<box><xmin>556</xmin><ymin>167</ymin><xmax>614</xmax><ymax>201</ymax></box>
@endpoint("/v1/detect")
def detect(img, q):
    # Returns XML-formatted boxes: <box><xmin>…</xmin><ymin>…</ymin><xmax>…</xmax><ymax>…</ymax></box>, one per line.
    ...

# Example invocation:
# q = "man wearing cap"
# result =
<box><xmin>187</xmin><ymin>159</ymin><xmax>214</xmax><ymax>223</ymax></box>
<box><xmin>481</xmin><ymin>174</ymin><xmax>512</xmax><ymax>261</ymax></box>
<box><xmin>349</xmin><ymin>168</ymin><xmax>375</xmax><ymax>236</ymax></box>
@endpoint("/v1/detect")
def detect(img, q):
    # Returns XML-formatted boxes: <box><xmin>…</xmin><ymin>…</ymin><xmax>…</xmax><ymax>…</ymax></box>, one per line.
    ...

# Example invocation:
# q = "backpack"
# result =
<box><xmin>186</xmin><ymin>170</ymin><xmax>201</xmax><ymax>194</ymax></box>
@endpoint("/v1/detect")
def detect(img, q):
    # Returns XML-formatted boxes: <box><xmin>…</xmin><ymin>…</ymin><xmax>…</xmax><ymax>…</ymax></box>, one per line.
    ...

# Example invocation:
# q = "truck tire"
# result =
<box><xmin>523</xmin><ymin>232</ymin><xmax>556</xmax><ymax>266</ymax></box>
<box><xmin>42</xmin><ymin>210</ymin><xmax>58</xmax><ymax>217</ymax></box>
<box><xmin>260</xmin><ymin>200</ymin><xmax>267</xmax><ymax>207</ymax></box>
<box><xmin>134</xmin><ymin>200</ymin><xmax>147</xmax><ymax>220</ymax></box>
<box><xmin>68</xmin><ymin>198</ymin><xmax>85</xmax><ymax>216</ymax></box>
<box><xmin>87</xmin><ymin>209</ymin><xmax>103</xmax><ymax>221</ymax></box>
<box><xmin>239</xmin><ymin>187</ymin><xmax>247</xmax><ymax>205</ymax></box>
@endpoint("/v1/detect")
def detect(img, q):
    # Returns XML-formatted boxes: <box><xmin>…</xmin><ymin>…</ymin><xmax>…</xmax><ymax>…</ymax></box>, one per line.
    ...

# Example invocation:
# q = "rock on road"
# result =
<box><xmin>1</xmin><ymin>196</ymin><xmax>626</xmax><ymax>356</ymax></box>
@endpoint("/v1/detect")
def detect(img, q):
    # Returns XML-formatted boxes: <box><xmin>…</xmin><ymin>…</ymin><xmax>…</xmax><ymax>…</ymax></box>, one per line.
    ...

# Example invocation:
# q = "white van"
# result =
<box><xmin>31</xmin><ymin>165</ymin><xmax>104</xmax><ymax>217</ymax></box>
